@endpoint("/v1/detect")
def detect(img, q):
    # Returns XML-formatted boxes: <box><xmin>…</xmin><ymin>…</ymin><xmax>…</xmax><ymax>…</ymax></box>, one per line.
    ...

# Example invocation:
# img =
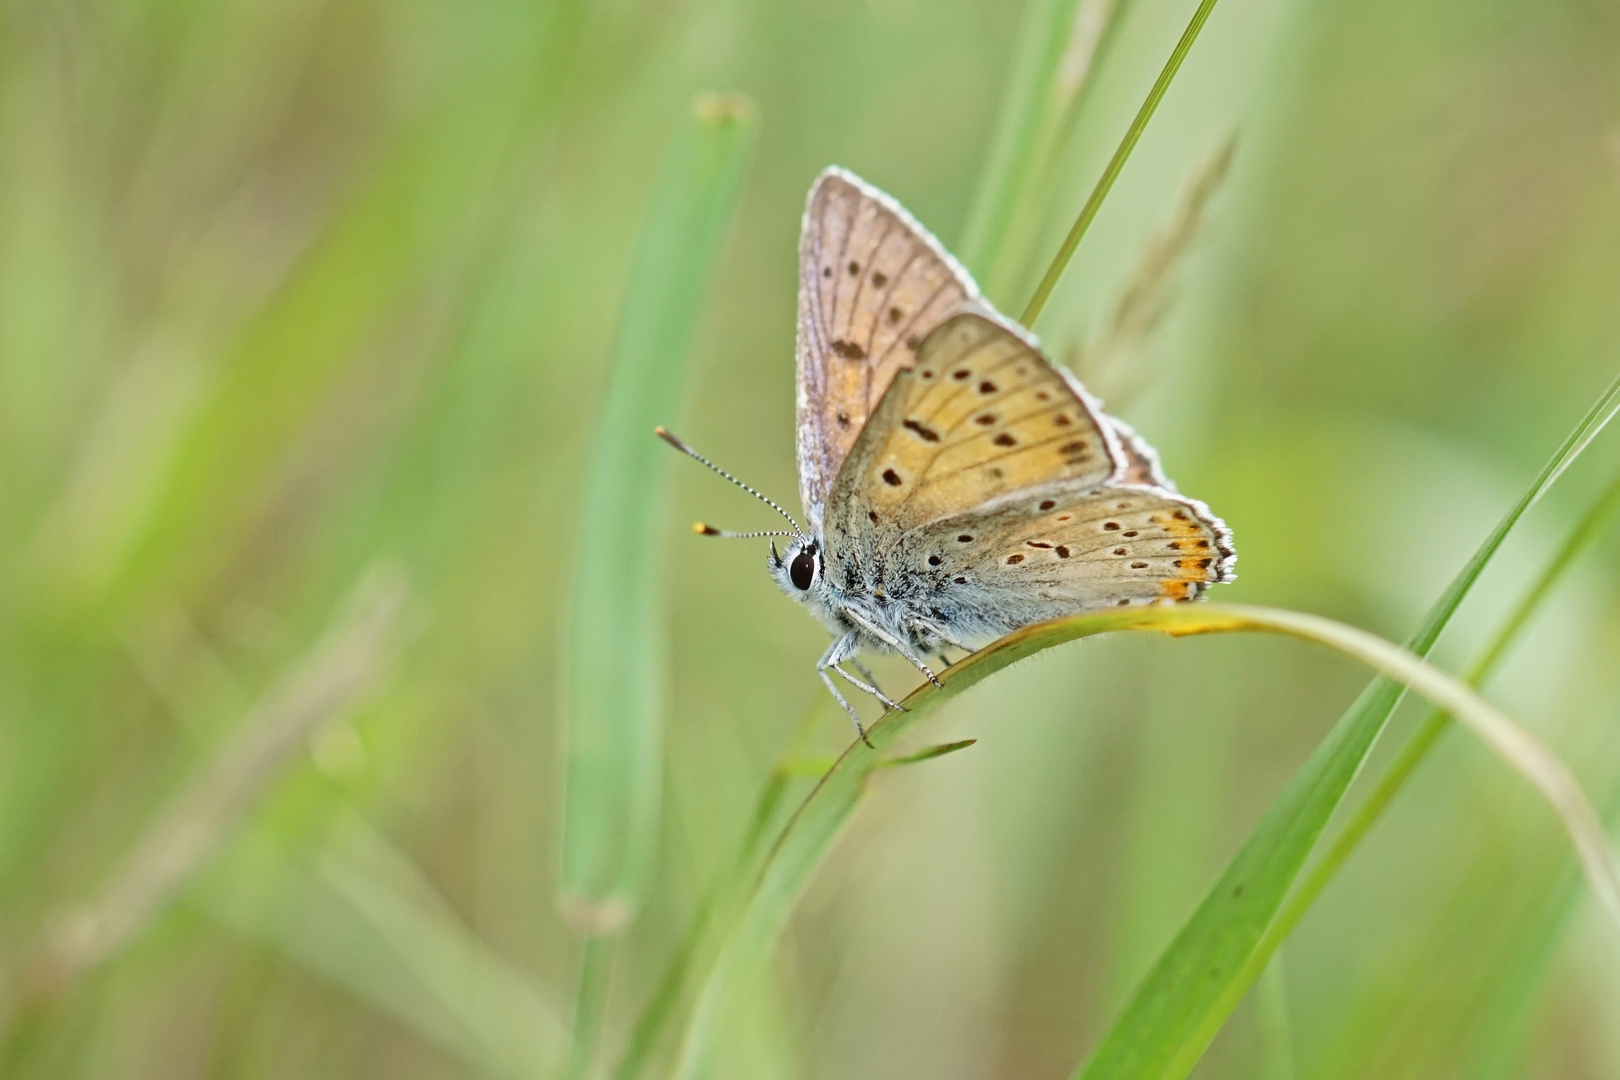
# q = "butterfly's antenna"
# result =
<box><xmin>692</xmin><ymin>523</ymin><xmax>797</xmax><ymax>539</ymax></box>
<box><xmin>654</xmin><ymin>428</ymin><xmax>806</xmax><ymax>541</ymax></box>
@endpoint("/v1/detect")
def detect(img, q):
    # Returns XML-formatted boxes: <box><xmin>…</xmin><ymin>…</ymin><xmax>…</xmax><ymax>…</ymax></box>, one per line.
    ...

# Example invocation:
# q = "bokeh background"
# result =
<box><xmin>3</xmin><ymin>0</ymin><xmax>1620</xmax><ymax>1077</ymax></box>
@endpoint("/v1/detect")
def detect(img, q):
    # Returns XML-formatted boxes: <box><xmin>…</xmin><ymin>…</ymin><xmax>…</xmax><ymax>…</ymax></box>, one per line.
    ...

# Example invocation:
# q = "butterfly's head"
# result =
<box><xmin>653</xmin><ymin>427</ymin><xmax>828</xmax><ymax>603</ymax></box>
<box><xmin>768</xmin><ymin>537</ymin><xmax>823</xmax><ymax>602</ymax></box>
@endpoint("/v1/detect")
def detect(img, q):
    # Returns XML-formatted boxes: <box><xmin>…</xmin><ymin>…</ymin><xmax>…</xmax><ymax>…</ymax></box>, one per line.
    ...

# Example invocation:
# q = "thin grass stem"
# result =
<box><xmin>1256</xmin><ymin>951</ymin><xmax>1295</xmax><ymax>1080</ymax></box>
<box><xmin>611</xmin><ymin>703</ymin><xmax>824</xmax><ymax>1080</ymax></box>
<box><xmin>609</xmin><ymin>773</ymin><xmax>790</xmax><ymax>1080</ymax></box>
<box><xmin>1021</xmin><ymin>0</ymin><xmax>1221</xmax><ymax>327</ymax></box>
<box><xmin>14</xmin><ymin>568</ymin><xmax>407</xmax><ymax>1008</ymax></box>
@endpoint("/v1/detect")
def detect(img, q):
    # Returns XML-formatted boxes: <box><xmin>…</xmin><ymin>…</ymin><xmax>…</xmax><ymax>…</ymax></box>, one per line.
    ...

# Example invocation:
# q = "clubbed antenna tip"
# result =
<box><xmin>654</xmin><ymin>426</ymin><xmax>807</xmax><ymax>542</ymax></box>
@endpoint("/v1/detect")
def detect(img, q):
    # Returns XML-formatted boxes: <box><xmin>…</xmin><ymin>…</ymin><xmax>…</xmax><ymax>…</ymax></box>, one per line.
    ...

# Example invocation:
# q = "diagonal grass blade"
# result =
<box><xmin>666</xmin><ymin>596</ymin><xmax>1620</xmax><ymax>1080</ymax></box>
<box><xmin>1072</xmin><ymin>370</ymin><xmax>1620</xmax><ymax>1080</ymax></box>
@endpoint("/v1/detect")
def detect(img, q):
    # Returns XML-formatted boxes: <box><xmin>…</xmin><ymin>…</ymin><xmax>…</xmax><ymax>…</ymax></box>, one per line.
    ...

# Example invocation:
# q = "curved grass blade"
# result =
<box><xmin>667</xmin><ymin>601</ymin><xmax>1620</xmax><ymax>1080</ymax></box>
<box><xmin>1073</xmin><ymin>370</ymin><xmax>1620</xmax><ymax>1080</ymax></box>
<box><xmin>1233</xmin><ymin>460</ymin><xmax>1620</xmax><ymax>1030</ymax></box>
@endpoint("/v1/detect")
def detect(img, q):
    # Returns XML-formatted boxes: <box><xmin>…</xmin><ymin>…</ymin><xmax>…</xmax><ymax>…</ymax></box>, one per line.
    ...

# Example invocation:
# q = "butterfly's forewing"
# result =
<box><xmin>822</xmin><ymin>308</ymin><xmax>1122</xmax><ymax>555</ymax></box>
<box><xmin>796</xmin><ymin>169</ymin><xmax>978</xmax><ymax>529</ymax></box>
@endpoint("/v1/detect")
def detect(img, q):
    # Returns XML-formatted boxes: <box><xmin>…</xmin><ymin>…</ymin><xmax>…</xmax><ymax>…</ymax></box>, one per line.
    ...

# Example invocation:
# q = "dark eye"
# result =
<box><xmin>790</xmin><ymin>549</ymin><xmax>817</xmax><ymax>591</ymax></box>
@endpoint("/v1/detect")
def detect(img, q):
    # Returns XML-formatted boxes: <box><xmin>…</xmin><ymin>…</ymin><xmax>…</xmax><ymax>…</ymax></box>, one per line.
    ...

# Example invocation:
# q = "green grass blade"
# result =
<box><xmin>1229</xmin><ymin>459</ymin><xmax>1620</xmax><ymax>1026</ymax></box>
<box><xmin>667</xmin><ymin>599</ymin><xmax>1620</xmax><ymax>1080</ymax></box>
<box><xmin>560</xmin><ymin>94</ymin><xmax>757</xmax><ymax>934</ymax></box>
<box><xmin>1073</xmin><ymin>370</ymin><xmax>1620</xmax><ymax>1080</ymax></box>
<box><xmin>612</xmin><ymin>704</ymin><xmax>825</xmax><ymax>1080</ymax></box>
<box><xmin>1021</xmin><ymin>0</ymin><xmax>1221</xmax><ymax>327</ymax></box>
<box><xmin>610</xmin><ymin>768</ymin><xmax>796</xmax><ymax>1080</ymax></box>
<box><xmin>566</xmin><ymin>937</ymin><xmax>615</xmax><ymax>1080</ymax></box>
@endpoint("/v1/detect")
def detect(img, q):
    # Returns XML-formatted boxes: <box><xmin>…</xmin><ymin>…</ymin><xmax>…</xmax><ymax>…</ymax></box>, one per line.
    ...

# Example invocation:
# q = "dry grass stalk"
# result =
<box><xmin>1074</xmin><ymin>133</ymin><xmax>1236</xmax><ymax>404</ymax></box>
<box><xmin>1057</xmin><ymin>0</ymin><xmax>1120</xmax><ymax>104</ymax></box>
<box><xmin>18</xmin><ymin>566</ymin><xmax>409</xmax><ymax>1001</ymax></box>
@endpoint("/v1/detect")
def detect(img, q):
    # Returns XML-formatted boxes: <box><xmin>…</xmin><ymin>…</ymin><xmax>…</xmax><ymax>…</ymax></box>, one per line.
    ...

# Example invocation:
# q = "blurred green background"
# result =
<box><xmin>3</xmin><ymin>0</ymin><xmax>1620</xmax><ymax>1077</ymax></box>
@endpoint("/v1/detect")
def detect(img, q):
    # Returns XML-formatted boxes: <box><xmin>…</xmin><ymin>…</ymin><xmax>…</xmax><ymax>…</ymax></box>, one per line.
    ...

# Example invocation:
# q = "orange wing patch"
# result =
<box><xmin>1153</xmin><ymin>507</ymin><xmax>1223</xmax><ymax>601</ymax></box>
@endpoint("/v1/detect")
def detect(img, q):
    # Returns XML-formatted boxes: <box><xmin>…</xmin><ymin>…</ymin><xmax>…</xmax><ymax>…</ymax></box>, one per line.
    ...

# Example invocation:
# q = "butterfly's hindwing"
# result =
<box><xmin>877</xmin><ymin>486</ymin><xmax>1235</xmax><ymax>648</ymax></box>
<box><xmin>796</xmin><ymin>169</ymin><xmax>977</xmax><ymax>529</ymax></box>
<box><xmin>933</xmin><ymin>485</ymin><xmax>1234</xmax><ymax>601</ymax></box>
<box><xmin>1105</xmin><ymin>415</ymin><xmax>1174</xmax><ymax>489</ymax></box>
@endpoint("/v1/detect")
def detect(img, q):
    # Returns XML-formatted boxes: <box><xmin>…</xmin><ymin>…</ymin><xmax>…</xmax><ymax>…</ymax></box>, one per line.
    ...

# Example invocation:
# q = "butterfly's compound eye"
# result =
<box><xmin>789</xmin><ymin>549</ymin><xmax>817</xmax><ymax>591</ymax></box>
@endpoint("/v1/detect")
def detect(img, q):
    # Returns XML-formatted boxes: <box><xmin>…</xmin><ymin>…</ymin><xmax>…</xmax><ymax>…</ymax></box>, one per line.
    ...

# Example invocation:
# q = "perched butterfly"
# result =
<box><xmin>660</xmin><ymin>167</ymin><xmax>1235</xmax><ymax>738</ymax></box>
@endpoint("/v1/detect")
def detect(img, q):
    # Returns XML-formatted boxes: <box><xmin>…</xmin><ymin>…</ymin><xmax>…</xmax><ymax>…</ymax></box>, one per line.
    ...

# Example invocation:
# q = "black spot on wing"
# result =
<box><xmin>903</xmin><ymin>418</ymin><xmax>941</xmax><ymax>442</ymax></box>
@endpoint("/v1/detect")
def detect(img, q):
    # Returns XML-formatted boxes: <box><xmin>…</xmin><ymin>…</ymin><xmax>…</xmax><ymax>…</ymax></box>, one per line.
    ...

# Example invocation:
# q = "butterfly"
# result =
<box><xmin>660</xmin><ymin>167</ymin><xmax>1235</xmax><ymax>739</ymax></box>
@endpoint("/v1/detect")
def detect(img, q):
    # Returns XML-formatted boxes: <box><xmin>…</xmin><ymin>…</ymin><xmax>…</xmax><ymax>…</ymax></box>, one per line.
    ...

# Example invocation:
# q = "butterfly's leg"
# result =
<box><xmin>840</xmin><ymin>608</ymin><xmax>941</xmax><ymax>688</ymax></box>
<box><xmin>832</xmin><ymin>663</ymin><xmax>906</xmax><ymax>712</ymax></box>
<box><xmin>935</xmin><ymin>652</ymin><xmax>952</xmax><ymax>670</ymax></box>
<box><xmin>818</xmin><ymin>666</ymin><xmax>869</xmax><ymax>744</ymax></box>
<box><xmin>818</xmin><ymin>632</ymin><xmax>878</xmax><ymax>745</ymax></box>
<box><xmin>825</xmin><ymin>630</ymin><xmax>905</xmax><ymax>712</ymax></box>
<box><xmin>849</xmin><ymin>657</ymin><xmax>887</xmax><ymax>698</ymax></box>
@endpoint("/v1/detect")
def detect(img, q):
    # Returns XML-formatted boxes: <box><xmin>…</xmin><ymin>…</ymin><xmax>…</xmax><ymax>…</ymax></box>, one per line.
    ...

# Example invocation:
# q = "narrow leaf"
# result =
<box><xmin>1074</xmin><ymin>370</ymin><xmax>1620</xmax><ymax>1080</ymax></box>
<box><xmin>560</xmin><ymin>95</ymin><xmax>757</xmax><ymax>933</ymax></box>
<box><xmin>878</xmin><ymin>739</ymin><xmax>978</xmax><ymax>769</ymax></box>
